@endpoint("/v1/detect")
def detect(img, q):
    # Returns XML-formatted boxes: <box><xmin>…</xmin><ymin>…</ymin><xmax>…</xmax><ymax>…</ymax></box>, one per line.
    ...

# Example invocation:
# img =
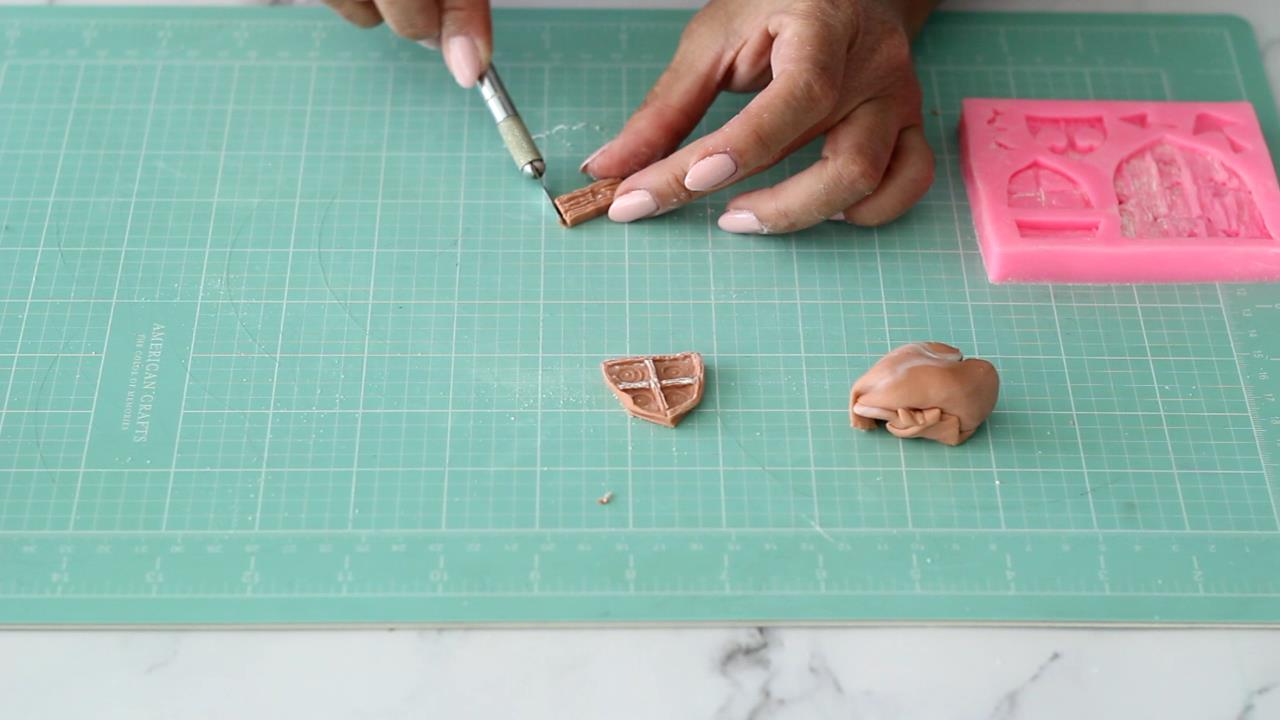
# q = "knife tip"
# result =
<box><xmin>542</xmin><ymin>181</ymin><xmax>565</xmax><ymax>224</ymax></box>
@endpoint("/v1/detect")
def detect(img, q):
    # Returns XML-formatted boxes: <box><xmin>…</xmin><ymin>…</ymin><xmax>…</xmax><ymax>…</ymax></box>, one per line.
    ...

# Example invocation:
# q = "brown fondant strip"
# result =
<box><xmin>555</xmin><ymin>178</ymin><xmax>622</xmax><ymax>228</ymax></box>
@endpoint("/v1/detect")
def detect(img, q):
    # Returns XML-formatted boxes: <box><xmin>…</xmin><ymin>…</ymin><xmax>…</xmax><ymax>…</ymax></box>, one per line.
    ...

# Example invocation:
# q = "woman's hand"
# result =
<box><xmin>322</xmin><ymin>0</ymin><xmax>493</xmax><ymax>88</ymax></box>
<box><xmin>584</xmin><ymin>0</ymin><xmax>937</xmax><ymax>234</ymax></box>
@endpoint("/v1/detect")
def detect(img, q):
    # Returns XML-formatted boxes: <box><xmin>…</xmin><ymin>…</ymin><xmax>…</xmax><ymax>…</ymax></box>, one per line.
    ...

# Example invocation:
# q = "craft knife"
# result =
<box><xmin>475</xmin><ymin>64</ymin><xmax>563</xmax><ymax>221</ymax></box>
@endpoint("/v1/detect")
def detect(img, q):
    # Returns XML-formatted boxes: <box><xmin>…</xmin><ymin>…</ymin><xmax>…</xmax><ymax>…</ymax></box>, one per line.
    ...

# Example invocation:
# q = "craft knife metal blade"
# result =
<box><xmin>540</xmin><ymin>177</ymin><xmax>564</xmax><ymax>223</ymax></box>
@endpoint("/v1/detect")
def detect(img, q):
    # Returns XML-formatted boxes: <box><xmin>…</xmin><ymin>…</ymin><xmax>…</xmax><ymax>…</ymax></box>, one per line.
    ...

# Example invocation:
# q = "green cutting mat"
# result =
<box><xmin>0</xmin><ymin>7</ymin><xmax>1278</xmax><ymax>626</ymax></box>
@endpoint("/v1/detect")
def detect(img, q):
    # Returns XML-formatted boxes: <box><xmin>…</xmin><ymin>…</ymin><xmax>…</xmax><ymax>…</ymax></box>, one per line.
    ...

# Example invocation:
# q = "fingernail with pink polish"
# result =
<box><xmin>684</xmin><ymin>153</ymin><xmax>737</xmax><ymax>192</ymax></box>
<box><xmin>444</xmin><ymin>36</ymin><xmax>482</xmax><ymax>88</ymax></box>
<box><xmin>609</xmin><ymin>190</ymin><xmax>659</xmax><ymax>223</ymax></box>
<box><xmin>718</xmin><ymin>209</ymin><xmax>764</xmax><ymax>234</ymax></box>
<box><xmin>417</xmin><ymin>37</ymin><xmax>440</xmax><ymax>51</ymax></box>
<box><xmin>578</xmin><ymin>142</ymin><xmax>611</xmax><ymax>176</ymax></box>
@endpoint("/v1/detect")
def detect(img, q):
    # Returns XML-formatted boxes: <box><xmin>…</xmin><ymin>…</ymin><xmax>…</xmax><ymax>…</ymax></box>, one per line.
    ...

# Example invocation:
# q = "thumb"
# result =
<box><xmin>582</xmin><ymin>29</ymin><xmax>722</xmax><ymax>179</ymax></box>
<box><xmin>440</xmin><ymin>0</ymin><xmax>493</xmax><ymax>88</ymax></box>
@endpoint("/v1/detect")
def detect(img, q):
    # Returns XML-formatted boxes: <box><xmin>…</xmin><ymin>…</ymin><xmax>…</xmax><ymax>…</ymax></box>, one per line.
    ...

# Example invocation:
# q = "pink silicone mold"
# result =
<box><xmin>959</xmin><ymin>99</ymin><xmax>1280</xmax><ymax>283</ymax></box>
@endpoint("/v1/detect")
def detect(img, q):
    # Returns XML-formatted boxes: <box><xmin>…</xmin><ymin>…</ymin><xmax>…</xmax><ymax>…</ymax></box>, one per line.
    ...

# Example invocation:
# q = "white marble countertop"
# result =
<box><xmin>1</xmin><ymin>0</ymin><xmax>1278</xmax><ymax>718</ymax></box>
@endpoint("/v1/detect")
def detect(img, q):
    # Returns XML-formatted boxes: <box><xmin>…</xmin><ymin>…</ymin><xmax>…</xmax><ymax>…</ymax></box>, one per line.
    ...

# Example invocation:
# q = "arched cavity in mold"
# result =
<box><xmin>1114</xmin><ymin>139</ymin><xmax>1270</xmax><ymax>239</ymax></box>
<box><xmin>1026</xmin><ymin>116</ymin><xmax>1106</xmax><ymax>155</ymax></box>
<box><xmin>1007</xmin><ymin>161</ymin><xmax>1093</xmax><ymax>209</ymax></box>
<box><xmin>1192</xmin><ymin>112</ymin><xmax>1247</xmax><ymax>153</ymax></box>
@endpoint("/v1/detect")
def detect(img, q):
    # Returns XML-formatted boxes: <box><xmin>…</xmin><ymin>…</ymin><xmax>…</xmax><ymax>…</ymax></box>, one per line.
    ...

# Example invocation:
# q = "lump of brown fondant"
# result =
<box><xmin>850</xmin><ymin>342</ymin><xmax>999</xmax><ymax>446</ymax></box>
<box><xmin>602</xmin><ymin>352</ymin><xmax>704</xmax><ymax>428</ymax></box>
